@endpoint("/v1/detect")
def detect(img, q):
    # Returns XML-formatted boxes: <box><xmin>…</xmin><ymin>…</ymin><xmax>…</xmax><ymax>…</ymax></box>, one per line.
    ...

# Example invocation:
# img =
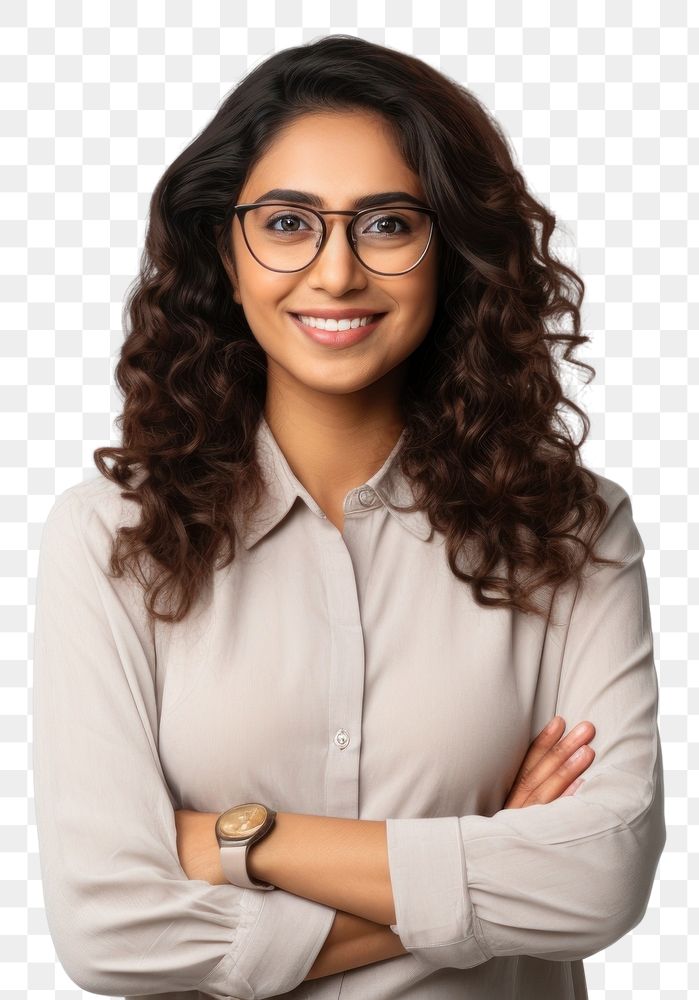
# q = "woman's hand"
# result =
<box><xmin>503</xmin><ymin>716</ymin><xmax>595</xmax><ymax>809</ymax></box>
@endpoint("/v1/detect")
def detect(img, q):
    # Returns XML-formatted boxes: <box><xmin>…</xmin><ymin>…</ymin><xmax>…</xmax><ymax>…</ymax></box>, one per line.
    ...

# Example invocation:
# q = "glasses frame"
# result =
<box><xmin>232</xmin><ymin>201</ymin><xmax>439</xmax><ymax>276</ymax></box>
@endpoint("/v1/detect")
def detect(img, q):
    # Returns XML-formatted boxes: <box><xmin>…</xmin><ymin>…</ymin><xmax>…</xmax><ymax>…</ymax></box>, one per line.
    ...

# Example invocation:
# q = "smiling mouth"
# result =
<box><xmin>290</xmin><ymin>313</ymin><xmax>385</xmax><ymax>327</ymax></box>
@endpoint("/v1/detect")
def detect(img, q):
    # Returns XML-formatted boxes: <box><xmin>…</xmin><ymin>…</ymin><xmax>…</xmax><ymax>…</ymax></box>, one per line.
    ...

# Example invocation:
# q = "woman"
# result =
<box><xmin>32</xmin><ymin>34</ymin><xmax>665</xmax><ymax>1000</ymax></box>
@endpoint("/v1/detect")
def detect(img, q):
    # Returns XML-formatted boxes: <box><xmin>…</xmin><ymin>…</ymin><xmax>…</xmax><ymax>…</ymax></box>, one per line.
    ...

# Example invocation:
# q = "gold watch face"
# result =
<box><xmin>217</xmin><ymin>803</ymin><xmax>268</xmax><ymax>841</ymax></box>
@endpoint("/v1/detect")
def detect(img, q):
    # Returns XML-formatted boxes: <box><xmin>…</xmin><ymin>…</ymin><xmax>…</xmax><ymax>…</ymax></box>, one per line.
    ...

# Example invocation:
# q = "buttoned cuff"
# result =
<box><xmin>385</xmin><ymin>816</ymin><xmax>491</xmax><ymax>971</ymax></box>
<box><xmin>197</xmin><ymin>888</ymin><xmax>336</xmax><ymax>998</ymax></box>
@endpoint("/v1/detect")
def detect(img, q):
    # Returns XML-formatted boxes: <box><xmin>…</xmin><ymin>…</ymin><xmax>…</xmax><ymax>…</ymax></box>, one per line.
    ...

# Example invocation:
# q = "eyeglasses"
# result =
<box><xmin>232</xmin><ymin>202</ymin><xmax>439</xmax><ymax>276</ymax></box>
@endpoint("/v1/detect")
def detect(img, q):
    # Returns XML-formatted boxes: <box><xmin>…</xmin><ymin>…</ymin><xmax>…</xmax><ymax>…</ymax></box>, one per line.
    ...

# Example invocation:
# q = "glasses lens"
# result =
<box><xmin>352</xmin><ymin>207</ymin><xmax>432</xmax><ymax>274</ymax></box>
<box><xmin>243</xmin><ymin>204</ymin><xmax>431</xmax><ymax>273</ymax></box>
<box><xmin>243</xmin><ymin>205</ymin><xmax>323</xmax><ymax>271</ymax></box>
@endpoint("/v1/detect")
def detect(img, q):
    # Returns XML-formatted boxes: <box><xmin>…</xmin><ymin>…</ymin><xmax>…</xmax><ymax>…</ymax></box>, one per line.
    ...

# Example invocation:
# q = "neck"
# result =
<box><xmin>262</xmin><ymin>366</ymin><xmax>407</xmax><ymax>513</ymax></box>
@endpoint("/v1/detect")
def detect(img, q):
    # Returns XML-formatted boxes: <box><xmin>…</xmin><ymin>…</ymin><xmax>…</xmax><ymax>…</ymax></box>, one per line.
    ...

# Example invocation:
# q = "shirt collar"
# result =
<box><xmin>235</xmin><ymin>415</ymin><xmax>433</xmax><ymax>549</ymax></box>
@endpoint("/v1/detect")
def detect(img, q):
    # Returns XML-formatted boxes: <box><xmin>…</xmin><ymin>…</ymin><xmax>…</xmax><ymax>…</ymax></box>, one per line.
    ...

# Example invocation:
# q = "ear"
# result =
<box><xmin>215</xmin><ymin>231</ymin><xmax>242</xmax><ymax>305</ymax></box>
<box><xmin>221</xmin><ymin>258</ymin><xmax>241</xmax><ymax>305</ymax></box>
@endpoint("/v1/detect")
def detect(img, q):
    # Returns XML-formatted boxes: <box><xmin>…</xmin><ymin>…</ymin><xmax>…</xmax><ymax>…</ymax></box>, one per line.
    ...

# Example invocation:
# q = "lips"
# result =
<box><xmin>289</xmin><ymin>311</ymin><xmax>386</xmax><ymax>348</ymax></box>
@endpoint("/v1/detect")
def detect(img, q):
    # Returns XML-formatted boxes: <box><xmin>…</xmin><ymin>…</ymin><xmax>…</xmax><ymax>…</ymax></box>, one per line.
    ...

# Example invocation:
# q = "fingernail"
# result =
<box><xmin>545</xmin><ymin>716</ymin><xmax>561</xmax><ymax>733</ymax></box>
<box><xmin>571</xmin><ymin>746</ymin><xmax>587</xmax><ymax>761</ymax></box>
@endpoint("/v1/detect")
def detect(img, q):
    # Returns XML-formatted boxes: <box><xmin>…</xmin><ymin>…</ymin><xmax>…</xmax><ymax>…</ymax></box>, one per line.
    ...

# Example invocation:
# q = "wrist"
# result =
<box><xmin>247</xmin><ymin>809</ymin><xmax>286</xmax><ymax>883</ymax></box>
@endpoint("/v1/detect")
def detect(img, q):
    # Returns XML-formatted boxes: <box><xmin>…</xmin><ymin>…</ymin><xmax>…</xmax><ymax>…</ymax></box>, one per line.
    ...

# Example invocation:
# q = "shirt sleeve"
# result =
<box><xmin>385</xmin><ymin>483</ymin><xmax>666</xmax><ymax>970</ymax></box>
<box><xmin>31</xmin><ymin>486</ymin><xmax>336</xmax><ymax>999</ymax></box>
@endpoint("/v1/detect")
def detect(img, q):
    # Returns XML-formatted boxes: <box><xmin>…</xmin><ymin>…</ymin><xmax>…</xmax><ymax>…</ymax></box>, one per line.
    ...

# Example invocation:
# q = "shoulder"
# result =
<box><xmin>585</xmin><ymin>468</ymin><xmax>630</xmax><ymax>511</ymax></box>
<box><xmin>580</xmin><ymin>469</ymin><xmax>642</xmax><ymax>570</ymax></box>
<box><xmin>41</xmin><ymin>471</ymin><xmax>146</xmax><ymax>554</ymax></box>
<box><xmin>37</xmin><ymin>472</ymin><xmax>158</xmax><ymax>640</ymax></box>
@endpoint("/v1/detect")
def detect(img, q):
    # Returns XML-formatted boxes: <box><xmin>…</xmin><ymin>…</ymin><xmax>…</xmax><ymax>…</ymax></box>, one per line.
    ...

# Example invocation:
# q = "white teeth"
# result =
<box><xmin>297</xmin><ymin>314</ymin><xmax>377</xmax><ymax>331</ymax></box>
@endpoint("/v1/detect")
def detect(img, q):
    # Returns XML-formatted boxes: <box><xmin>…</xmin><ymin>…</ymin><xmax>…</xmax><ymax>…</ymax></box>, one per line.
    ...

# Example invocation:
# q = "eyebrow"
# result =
<box><xmin>250</xmin><ymin>188</ymin><xmax>431</xmax><ymax>211</ymax></box>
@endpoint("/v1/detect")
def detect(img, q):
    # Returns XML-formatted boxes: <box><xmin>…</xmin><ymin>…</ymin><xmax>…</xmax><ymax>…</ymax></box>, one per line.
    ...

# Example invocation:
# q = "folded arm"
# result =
<box><xmin>385</xmin><ymin>486</ymin><xmax>665</xmax><ymax>969</ymax></box>
<box><xmin>237</xmin><ymin>485</ymin><xmax>666</xmax><ymax>971</ymax></box>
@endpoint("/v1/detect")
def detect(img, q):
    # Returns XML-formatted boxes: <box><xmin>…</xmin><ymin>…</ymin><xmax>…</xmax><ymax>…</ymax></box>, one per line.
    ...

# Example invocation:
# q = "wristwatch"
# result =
<box><xmin>215</xmin><ymin>802</ymin><xmax>277</xmax><ymax>890</ymax></box>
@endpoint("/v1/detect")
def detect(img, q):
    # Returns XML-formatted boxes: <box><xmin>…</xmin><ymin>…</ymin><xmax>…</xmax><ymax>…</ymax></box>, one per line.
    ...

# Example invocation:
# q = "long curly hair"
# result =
<box><xmin>94</xmin><ymin>33</ymin><xmax>624</xmax><ymax>625</ymax></box>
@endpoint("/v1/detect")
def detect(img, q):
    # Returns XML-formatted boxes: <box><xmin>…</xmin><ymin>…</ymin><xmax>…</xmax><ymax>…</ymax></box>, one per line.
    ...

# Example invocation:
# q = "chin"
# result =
<box><xmin>286</xmin><ymin>363</ymin><xmax>391</xmax><ymax>396</ymax></box>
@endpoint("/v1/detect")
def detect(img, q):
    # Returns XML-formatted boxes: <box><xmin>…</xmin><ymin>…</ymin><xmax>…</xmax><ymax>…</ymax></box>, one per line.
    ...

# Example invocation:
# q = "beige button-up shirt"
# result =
<box><xmin>32</xmin><ymin>415</ymin><xmax>665</xmax><ymax>1000</ymax></box>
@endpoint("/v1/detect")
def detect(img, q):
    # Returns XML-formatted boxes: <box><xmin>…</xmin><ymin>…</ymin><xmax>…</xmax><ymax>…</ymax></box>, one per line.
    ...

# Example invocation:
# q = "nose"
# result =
<box><xmin>307</xmin><ymin>215</ymin><xmax>368</xmax><ymax>293</ymax></box>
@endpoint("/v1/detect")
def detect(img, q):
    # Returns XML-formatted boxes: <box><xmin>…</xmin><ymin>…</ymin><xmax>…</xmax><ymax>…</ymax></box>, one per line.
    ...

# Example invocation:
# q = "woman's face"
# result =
<box><xmin>225</xmin><ymin>109</ymin><xmax>440</xmax><ymax>401</ymax></box>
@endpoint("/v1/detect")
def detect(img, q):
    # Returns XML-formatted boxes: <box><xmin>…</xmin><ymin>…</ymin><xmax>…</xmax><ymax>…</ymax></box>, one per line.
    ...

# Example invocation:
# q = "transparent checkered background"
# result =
<box><xmin>2</xmin><ymin>1</ymin><xmax>695</xmax><ymax>998</ymax></box>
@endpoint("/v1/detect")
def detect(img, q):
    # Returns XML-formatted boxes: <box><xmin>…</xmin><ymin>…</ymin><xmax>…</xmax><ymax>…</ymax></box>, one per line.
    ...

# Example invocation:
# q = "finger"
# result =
<box><xmin>523</xmin><ymin>745</ymin><xmax>595</xmax><ymax>806</ymax></box>
<box><xmin>504</xmin><ymin>716</ymin><xmax>579</xmax><ymax>808</ymax></box>
<box><xmin>503</xmin><ymin>717</ymin><xmax>566</xmax><ymax>806</ymax></box>
<box><xmin>504</xmin><ymin>720</ymin><xmax>595</xmax><ymax>809</ymax></box>
<box><xmin>515</xmin><ymin>721</ymin><xmax>596</xmax><ymax>799</ymax></box>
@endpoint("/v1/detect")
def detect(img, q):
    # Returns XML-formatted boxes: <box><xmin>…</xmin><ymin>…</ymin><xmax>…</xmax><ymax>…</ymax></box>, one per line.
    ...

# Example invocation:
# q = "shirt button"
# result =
<box><xmin>357</xmin><ymin>487</ymin><xmax>375</xmax><ymax>507</ymax></box>
<box><xmin>334</xmin><ymin>728</ymin><xmax>350</xmax><ymax>749</ymax></box>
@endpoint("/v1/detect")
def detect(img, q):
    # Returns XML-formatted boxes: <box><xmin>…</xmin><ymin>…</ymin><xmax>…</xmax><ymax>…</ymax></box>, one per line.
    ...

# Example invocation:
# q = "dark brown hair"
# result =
<box><xmin>94</xmin><ymin>33</ymin><xmax>624</xmax><ymax>625</ymax></box>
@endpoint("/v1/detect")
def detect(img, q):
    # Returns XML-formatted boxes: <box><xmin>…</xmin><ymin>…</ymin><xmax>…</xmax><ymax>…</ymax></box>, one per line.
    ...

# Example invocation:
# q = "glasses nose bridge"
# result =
<box><xmin>315</xmin><ymin>208</ymin><xmax>357</xmax><ymax>256</ymax></box>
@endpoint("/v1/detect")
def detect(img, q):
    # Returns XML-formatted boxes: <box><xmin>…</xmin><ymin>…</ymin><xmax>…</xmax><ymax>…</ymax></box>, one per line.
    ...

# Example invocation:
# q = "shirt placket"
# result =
<box><xmin>319</xmin><ymin>485</ymin><xmax>379</xmax><ymax>820</ymax></box>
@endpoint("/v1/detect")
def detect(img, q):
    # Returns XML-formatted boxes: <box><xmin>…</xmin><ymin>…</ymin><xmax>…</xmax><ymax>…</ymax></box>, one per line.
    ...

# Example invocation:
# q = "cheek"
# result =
<box><xmin>385</xmin><ymin>318</ymin><xmax>433</xmax><ymax>364</ymax></box>
<box><xmin>394</xmin><ymin>282</ymin><xmax>439</xmax><ymax>341</ymax></box>
<box><xmin>235</xmin><ymin>273</ymin><xmax>294</xmax><ymax>346</ymax></box>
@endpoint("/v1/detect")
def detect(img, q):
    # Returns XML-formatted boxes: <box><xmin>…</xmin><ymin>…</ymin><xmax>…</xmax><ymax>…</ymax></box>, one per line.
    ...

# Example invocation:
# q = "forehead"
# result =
<box><xmin>240</xmin><ymin>110</ymin><xmax>425</xmax><ymax>206</ymax></box>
